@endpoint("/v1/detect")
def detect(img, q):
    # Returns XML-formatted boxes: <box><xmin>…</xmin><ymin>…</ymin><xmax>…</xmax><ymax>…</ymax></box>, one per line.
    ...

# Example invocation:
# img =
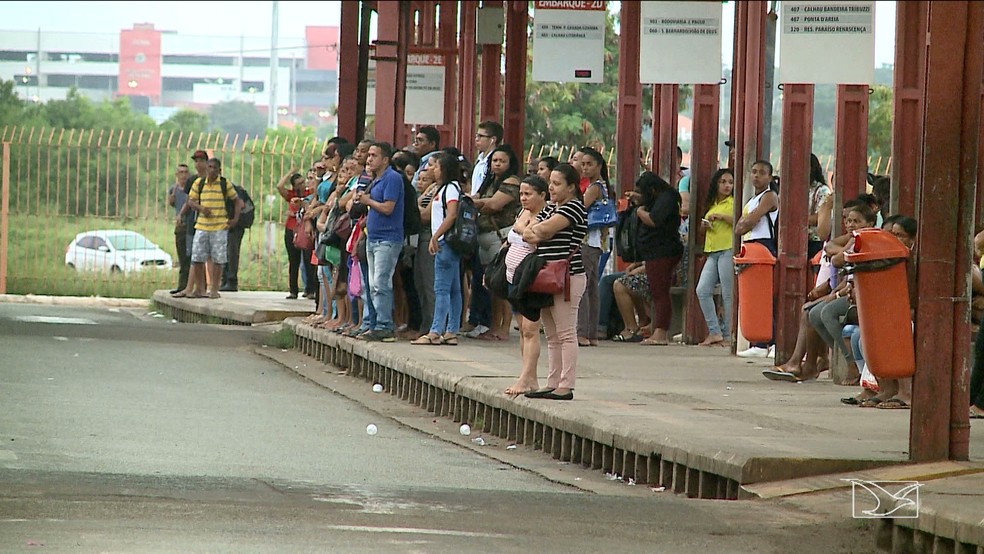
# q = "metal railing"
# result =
<box><xmin>0</xmin><ymin>124</ymin><xmax>894</xmax><ymax>298</ymax></box>
<box><xmin>0</xmin><ymin>126</ymin><xmax>327</xmax><ymax>297</ymax></box>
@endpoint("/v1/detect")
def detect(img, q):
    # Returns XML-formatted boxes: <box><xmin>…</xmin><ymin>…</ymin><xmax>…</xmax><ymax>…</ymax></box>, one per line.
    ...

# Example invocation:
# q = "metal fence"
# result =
<box><xmin>0</xmin><ymin>126</ymin><xmax>327</xmax><ymax>298</ymax></box>
<box><xmin>0</xmin><ymin>124</ymin><xmax>894</xmax><ymax>298</ymax></box>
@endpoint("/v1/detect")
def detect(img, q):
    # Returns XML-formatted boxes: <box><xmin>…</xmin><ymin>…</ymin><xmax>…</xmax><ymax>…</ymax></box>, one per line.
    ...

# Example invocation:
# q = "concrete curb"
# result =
<box><xmin>285</xmin><ymin>318</ymin><xmax>898</xmax><ymax>500</ymax></box>
<box><xmin>0</xmin><ymin>294</ymin><xmax>149</xmax><ymax>308</ymax></box>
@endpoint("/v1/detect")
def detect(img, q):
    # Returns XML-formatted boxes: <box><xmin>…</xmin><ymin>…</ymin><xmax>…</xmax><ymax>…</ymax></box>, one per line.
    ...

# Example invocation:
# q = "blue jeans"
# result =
<box><xmin>696</xmin><ymin>249</ymin><xmax>734</xmax><ymax>337</ymax></box>
<box><xmin>358</xmin><ymin>257</ymin><xmax>376</xmax><ymax>331</ymax></box>
<box><xmin>430</xmin><ymin>242</ymin><xmax>462</xmax><ymax>335</ymax></box>
<box><xmin>597</xmin><ymin>272</ymin><xmax>624</xmax><ymax>332</ymax></box>
<box><xmin>367</xmin><ymin>239</ymin><xmax>401</xmax><ymax>332</ymax></box>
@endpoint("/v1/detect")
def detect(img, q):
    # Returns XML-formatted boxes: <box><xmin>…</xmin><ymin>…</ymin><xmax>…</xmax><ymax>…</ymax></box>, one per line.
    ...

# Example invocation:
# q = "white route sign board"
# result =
<box><xmin>779</xmin><ymin>1</ymin><xmax>875</xmax><ymax>84</ymax></box>
<box><xmin>640</xmin><ymin>2</ymin><xmax>723</xmax><ymax>85</ymax></box>
<box><xmin>365</xmin><ymin>52</ymin><xmax>446</xmax><ymax>125</ymax></box>
<box><xmin>532</xmin><ymin>0</ymin><xmax>606</xmax><ymax>83</ymax></box>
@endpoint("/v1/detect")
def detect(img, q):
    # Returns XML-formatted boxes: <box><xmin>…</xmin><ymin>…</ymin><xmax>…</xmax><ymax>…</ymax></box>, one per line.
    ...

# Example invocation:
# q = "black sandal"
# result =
<box><xmin>612</xmin><ymin>331</ymin><xmax>643</xmax><ymax>343</ymax></box>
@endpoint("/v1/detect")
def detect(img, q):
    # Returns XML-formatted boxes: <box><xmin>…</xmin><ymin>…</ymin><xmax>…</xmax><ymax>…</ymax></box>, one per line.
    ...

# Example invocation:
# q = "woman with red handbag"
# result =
<box><xmin>521</xmin><ymin>163</ymin><xmax>587</xmax><ymax>401</ymax></box>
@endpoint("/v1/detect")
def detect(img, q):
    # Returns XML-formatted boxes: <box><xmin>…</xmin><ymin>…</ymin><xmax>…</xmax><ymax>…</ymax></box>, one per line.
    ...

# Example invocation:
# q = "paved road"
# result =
<box><xmin>0</xmin><ymin>303</ymin><xmax>866</xmax><ymax>552</ymax></box>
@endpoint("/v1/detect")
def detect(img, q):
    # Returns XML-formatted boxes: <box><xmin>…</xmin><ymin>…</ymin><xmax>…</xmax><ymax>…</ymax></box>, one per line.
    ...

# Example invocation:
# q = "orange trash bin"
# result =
<box><xmin>734</xmin><ymin>242</ymin><xmax>776</xmax><ymax>343</ymax></box>
<box><xmin>844</xmin><ymin>228</ymin><xmax>914</xmax><ymax>379</ymax></box>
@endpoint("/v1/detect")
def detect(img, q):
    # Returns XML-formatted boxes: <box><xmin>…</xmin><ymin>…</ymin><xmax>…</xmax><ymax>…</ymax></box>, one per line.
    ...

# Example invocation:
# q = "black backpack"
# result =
<box><xmin>233</xmin><ymin>184</ymin><xmax>255</xmax><ymax>230</ymax></box>
<box><xmin>616</xmin><ymin>205</ymin><xmax>641</xmax><ymax>263</ymax></box>
<box><xmin>441</xmin><ymin>183</ymin><xmax>478</xmax><ymax>257</ymax></box>
<box><xmin>402</xmin><ymin>176</ymin><xmax>422</xmax><ymax>236</ymax></box>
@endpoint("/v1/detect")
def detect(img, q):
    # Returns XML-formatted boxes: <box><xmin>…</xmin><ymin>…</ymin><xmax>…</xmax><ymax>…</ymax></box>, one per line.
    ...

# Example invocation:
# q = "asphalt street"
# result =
<box><xmin>0</xmin><ymin>303</ymin><xmax>868</xmax><ymax>553</ymax></box>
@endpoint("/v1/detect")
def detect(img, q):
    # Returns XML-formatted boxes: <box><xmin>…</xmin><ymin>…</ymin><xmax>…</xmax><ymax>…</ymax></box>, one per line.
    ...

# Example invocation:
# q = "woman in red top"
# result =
<box><xmin>276</xmin><ymin>169</ymin><xmax>310</xmax><ymax>299</ymax></box>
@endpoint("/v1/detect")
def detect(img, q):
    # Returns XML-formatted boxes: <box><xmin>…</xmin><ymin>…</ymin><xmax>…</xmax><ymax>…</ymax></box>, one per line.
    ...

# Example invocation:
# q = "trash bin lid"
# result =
<box><xmin>734</xmin><ymin>241</ymin><xmax>776</xmax><ymax>265</ymax></box>
<box><xmin>844</xmin><ymin>228</ymin><xmax>910</xmax><ymax>263</ymax></box>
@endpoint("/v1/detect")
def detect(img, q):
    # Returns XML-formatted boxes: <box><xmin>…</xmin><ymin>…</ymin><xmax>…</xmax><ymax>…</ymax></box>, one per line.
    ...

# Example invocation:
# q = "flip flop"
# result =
<box><xmin>762</xmin><ymin>369</ymin><xmax>798</xmax><ymax>382</ymax></box>
<box><xmin>969</xmin><ymin>408</ymin><xmax>984</xmax><ymax>419</ymax></box>
<box><xmin>411</xmin><ymin>334</ymin><xmax>445</xmax><ymax>345</ymax></box>
<box><xmin>171</xmin><ymin>292</ymin><xmax>188</xmax><ymax>298</ymax></box>
<box><xmin>877</xmin><ymin>398</ymin><xmax>910</xmax><ymax>410</ymax></box>
<box><xmin>442</xmin><ymin>335</ymin><xmax>459</xmax><ymax>346</ymax></box>
<box><xmin>860</xmin><ymin>397</ymin><xmax>883</xmax><ymax>408</ymax></box>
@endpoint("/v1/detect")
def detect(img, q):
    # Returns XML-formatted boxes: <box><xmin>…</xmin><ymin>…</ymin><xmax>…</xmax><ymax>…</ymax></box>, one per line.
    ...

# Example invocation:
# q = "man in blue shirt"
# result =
<box><xmin>354</xmin><ymin>142</ymin><xmax>404</xmax><ymax>342</ymax></box>
<box><xmin>167</xmin><ymin>163</ymin><xmax>192</xmax><ymax>293</ymax></box>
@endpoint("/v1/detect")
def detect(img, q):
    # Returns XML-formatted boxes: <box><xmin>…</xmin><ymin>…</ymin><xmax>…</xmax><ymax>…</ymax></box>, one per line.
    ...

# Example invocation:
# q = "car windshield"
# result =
<box><xmin>107</xmin><ymin>233</ymin><xmax>154</xmax><ymax>251</ymax></box>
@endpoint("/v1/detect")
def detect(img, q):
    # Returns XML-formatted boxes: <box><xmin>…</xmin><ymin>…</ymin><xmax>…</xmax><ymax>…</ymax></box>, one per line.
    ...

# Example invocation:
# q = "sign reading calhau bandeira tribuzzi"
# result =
<box><xmin>779</xmin><ymin>1</ymin><xmax>875</xmax><ymax>85</ymax></box>
<box><xmin>639</xmin><ymin>1</ymin><xmax>723</xmax><ymax>85</ymax></box>
<box><xmin>532</xmin><ymin>1</ymin><xmax>606</xmax><ymax>83</ymax></box>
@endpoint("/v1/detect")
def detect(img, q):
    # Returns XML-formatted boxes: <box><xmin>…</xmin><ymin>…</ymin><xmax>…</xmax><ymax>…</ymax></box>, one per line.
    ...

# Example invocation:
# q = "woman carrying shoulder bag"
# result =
<box><xmin>576</xmin><ymin>146</ymin><xmax>614</xmax><ymax>347</ymax></box>
<box><xmin>522</xmin><ymin>163</ymin><xmax>587</xmax><ymax>401</ymax></box>
<box><xmin>412</xmin><ymin>153</ymin><xmax>465</xmax><ymax>346</ymax></box>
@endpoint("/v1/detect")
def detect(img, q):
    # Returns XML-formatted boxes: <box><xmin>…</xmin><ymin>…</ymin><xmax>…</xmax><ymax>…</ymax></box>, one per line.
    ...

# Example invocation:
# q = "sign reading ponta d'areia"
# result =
<box><xmin>639</xmin><ymin>1</ymin><xmax>723</xmax><ymax>85</ymax></box>
<box><xmin>779</xmin><ymin>1</ymin><xmax>875</xmax><ymax>84</ymax></box>
<box><xmin>532</xmin><ymin>1</ymin><xmax>606</xmax><ymax>83</ymax></box>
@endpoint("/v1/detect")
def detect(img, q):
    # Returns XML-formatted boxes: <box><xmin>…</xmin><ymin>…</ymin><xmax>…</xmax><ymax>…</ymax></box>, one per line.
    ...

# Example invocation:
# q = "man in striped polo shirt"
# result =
<box><xmin>184</xmin><ymin>158</ymin><xmax>240</xmax><ymax>299</ymax></box>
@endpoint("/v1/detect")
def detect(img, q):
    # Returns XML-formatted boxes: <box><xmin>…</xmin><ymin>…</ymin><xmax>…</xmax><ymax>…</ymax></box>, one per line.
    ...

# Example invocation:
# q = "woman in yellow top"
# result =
<box><xmin>696</xmin><ymin>169</ymin><xmax>735</xmax><ymax>346</ymax></box>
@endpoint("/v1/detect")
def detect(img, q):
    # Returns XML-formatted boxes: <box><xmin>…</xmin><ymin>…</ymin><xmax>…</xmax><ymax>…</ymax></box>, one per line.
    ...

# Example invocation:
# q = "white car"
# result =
<box><xmin>65</xmin><ymin>230</ymin><xmax>173</xmax><ymax>273</ymax></box>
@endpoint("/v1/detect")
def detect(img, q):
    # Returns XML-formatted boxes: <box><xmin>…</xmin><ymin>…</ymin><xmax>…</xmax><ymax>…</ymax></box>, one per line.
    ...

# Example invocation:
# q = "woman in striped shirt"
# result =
<box><xmin>522</xmin><ymin>163</ymin><xmax>587</xmax><ymax>401</ymax></box>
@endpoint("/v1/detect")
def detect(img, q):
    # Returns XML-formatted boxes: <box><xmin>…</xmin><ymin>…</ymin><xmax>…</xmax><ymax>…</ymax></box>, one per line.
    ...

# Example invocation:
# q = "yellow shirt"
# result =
<box><xmin>189</xmin><ymin>177</ymin><xmax>238</xmax><ymax>231</ymax></box>
<box><xmin>703</xmin><ymin>196</ymin><xmax>735</xmax><ymax>253</ymax></box>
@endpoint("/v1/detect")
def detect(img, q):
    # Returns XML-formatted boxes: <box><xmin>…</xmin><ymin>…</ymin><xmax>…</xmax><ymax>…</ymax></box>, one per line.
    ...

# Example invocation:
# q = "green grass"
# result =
<box><xmin>4</xmin><ymin>213</ymin><xmax>293</xmax><ymax>298</ymax></box>
<box><xmin>263</xmin><ymin>327</ymin><xmax>295</xmax><ymax>349</ymax></box>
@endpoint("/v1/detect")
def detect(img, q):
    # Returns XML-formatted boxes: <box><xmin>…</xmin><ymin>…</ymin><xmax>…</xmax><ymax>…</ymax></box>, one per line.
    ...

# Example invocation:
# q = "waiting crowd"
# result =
<box><xmin>164</xmin><ymin>126</ymin><xmax>984</xmax><ymax>414</ymax></box>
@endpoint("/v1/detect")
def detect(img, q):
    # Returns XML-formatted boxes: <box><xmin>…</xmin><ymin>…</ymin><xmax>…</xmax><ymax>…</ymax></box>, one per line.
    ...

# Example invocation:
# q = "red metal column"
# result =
<box><xmin>502</xmin><ymin>0</ymin><xmax>527</xmax><ymax>154</ymax></box>
<box><xmin>834</xmin><ymin>85</ymin><xmax>869</xmax><ymax>205</ymax></box>
<box><xmin>683</xmin><ymin>84</ymin><xmax>721</xmax><ymax>344</ymax></box>
<box><xmin>729</xmin><ymin>1</ymin><xmax>768</xmax><ymax>347</ymax></box>
<box><xmin>651</xmin><ymin>85</ymin><xmax>679</xmax><ymax>184</ymax></box>
<box><xmin>337</xmin><ymin>1</ymin><xmax>362</xmax><ymax>142</ymax></box>
<box><xmin>373</xmin><ymin>1</ymin><xmax>411</xmax><ymax>144</ymax></box>
<box><xmin>456</xmin><ymin>1</ymin><xmax>478</xmax><ymax>153</ymax></box>
<box><xmin>775</xmin><ymin>84</ymin><xmax>814</xmax><ymax>363</ymax></box>
<box><xmin>978</xmin><ymin>77</ymin><xmax>984</xmax><ymax>230</ymax></box>
<box><xmin>911</xmin><ymin>0</ymin><xmax>982</xmax><ymax>462</ymax></box>
<box><xmin>890</xmin><ymin>1</ymin><xmax>928</xmax><ymax>218</ymax></box>
<box><xmin>479</xmin><ymin>1</ymin><xmax>503</xmax><ymax>124</ymax></box>
<box><xmin>615</xmin><ymin>1</ymin><xmax>642</xmax><ymax>195</ymax></box>
<box><xmin>729</xmin><ymin>2</ymin><xmax>747</xmax><ymax>175</ymax></box>
<box><xmin>438</xmin><ymin>0</ymin><xmax>458</xmax><ymax>148</ymax></box>
<box><xmin>419</xmin><ymin>1</ymin><xmax>436</xmax><ymax>46</ymax></box>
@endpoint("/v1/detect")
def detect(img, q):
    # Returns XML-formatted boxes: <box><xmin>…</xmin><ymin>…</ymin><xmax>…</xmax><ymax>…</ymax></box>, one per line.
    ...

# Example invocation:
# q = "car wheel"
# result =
<box><xmin>111</xmin><ymin>265</ymin><xmax>122</xmax><ymax>274</ymax></box>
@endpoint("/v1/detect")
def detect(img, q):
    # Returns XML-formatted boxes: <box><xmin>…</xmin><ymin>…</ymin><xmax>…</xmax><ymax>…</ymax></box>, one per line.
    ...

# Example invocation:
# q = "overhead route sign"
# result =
<box><xmin>532</xmin><ymin>1</ymin><xmax>606</xmax><ymax>83</ymax></box>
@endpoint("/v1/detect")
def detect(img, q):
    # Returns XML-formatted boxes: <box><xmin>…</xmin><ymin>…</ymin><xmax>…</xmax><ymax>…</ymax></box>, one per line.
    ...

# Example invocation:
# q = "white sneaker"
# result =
<box><xmin>737</xmin><ymin>346</ymin><xmax>770</xmax><ymax>358</ymax></box>
<box><xmin>464</xmin><ymin>324</ymin><xmax>490</xmax><ymax>339</ymax></box>
<box><xmin>767</xmin><ymin>345</ymin><xmax>776</xmax><ymax>358</ymax></box>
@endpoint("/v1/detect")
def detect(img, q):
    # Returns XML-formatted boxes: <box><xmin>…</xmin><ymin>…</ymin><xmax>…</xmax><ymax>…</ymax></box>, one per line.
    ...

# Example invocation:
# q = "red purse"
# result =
<box><xmin>528</xmin><ymin>247</ymin><xmax>579</xmax><ymax>301</ymax></box>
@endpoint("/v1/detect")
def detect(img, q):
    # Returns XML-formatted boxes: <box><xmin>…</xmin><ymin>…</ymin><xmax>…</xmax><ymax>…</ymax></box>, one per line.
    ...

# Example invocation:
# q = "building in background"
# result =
<box><xmin>0</xmin><ymin>24</ymin><xmax>339</xmax><ymax>127</ymax></box>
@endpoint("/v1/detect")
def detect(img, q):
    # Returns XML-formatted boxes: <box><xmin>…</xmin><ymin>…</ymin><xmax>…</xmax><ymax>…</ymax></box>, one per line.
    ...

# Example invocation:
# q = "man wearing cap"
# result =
<box><xmin>173</xmin><ymin>150</ymin><xmax>210</xmax><ymax>297</ymax></box>
<box><xmin>178</xmin><ymin>157</ymin><xmax>240</xmax><ymax>299</ymax></box>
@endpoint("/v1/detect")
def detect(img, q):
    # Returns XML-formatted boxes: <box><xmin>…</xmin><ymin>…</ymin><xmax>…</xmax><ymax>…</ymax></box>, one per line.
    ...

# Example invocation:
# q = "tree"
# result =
<box><xmin>160</xmin><ymin>109</ymin><xmax>209</xmax><ymax>134</ymax></box>
<box><xmin>208</xmin><ymin>100</ymin><xmax>266</xmax><ymax>137</ymax></box>
<box><xmin>867</xmin><ymin>85</ymin><xmax>893</xmax><ymax>162</ymax></box>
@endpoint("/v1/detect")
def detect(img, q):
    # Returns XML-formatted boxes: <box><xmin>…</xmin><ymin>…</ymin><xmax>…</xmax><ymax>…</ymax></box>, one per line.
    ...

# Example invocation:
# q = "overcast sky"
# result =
<box><xmin>1</xmin><ymin>1</ymin><xmax>897</xmax><ymax>67</ymax></box>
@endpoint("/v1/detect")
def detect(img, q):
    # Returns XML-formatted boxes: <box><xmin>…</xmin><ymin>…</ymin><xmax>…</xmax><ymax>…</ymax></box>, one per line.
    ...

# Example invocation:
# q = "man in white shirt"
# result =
<box><xmin>470</xmin><ymin>120</ymin><xmax>503</xmax><ymax>195</ymax></box>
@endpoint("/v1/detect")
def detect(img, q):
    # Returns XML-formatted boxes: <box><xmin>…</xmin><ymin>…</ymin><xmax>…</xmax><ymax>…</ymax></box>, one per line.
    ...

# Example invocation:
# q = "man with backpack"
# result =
<box><xmin>178</xmin><ymin>158</ymin><xmax>240</xmax><ymax>299</ymax></box>
<box><xmin>220</xmin><ymin>182</ymin><xmax>252</xmax><ymax>292</ymax></box>
<box><xmin>353</xmin><ymin>142</ymin><xmax>404</xmax><ymax>342</ymax></box>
